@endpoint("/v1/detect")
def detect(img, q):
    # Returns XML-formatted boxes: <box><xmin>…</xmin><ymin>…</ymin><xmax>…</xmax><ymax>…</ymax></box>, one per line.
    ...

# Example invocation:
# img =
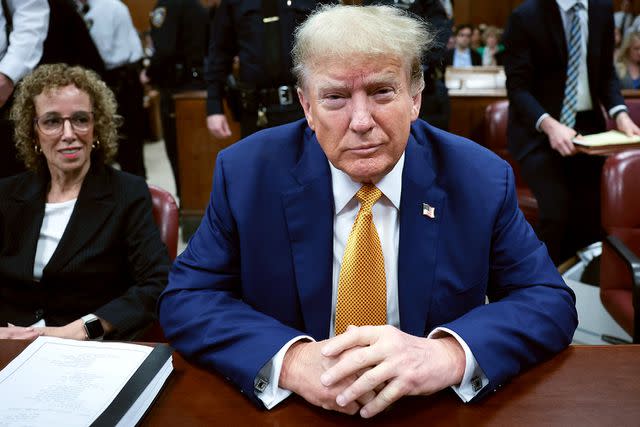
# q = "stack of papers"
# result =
<box><xmin>0</xmin><ymin>337</ymin><xmax>173</xmax><ymax>427</ymax></box>
<box><xmin>573</xmin><ymin>130</ymin><xmax>640</xmax><ymax>154</ymax></box>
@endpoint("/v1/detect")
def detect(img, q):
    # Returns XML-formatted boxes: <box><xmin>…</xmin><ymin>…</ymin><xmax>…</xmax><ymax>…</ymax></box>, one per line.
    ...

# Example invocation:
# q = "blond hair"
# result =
<box><xmin>615</xmin><ymin>31</ymin><xmax>640</xmax><ymax>79</ymax></box>
<box><xmin>10</xmin><ymin>63</ymin><xmax>120</xmax><ymax>172</ymax></box>
<box><xmin>292</xmin><ymin>4</ymin><xmax>433</xmax><ymax>95</ymax></box>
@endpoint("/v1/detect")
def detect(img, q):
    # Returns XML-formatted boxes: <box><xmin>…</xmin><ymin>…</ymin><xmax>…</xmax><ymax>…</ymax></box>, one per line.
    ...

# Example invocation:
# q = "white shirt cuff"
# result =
<box><xmin>254</xmin><ymin>335</ymin><xmax>315</xmax><ymax>409</ymax></box>
<box><xmin>608</xmin><ymin>105</ymin><xmax>628</xmax><ymax>119</ymax></box>
<box><xmin>428</xmin><ymin>327</ymin><xmax>489</xmax><ymax>402</ymax></box>
<box><xmin>535</xmin><ymin>113</ymin><xmax>550</xmax><ymax>132</ymax></box>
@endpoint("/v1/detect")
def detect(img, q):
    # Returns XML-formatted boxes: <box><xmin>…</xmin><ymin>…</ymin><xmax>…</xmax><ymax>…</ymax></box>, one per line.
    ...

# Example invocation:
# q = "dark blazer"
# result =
<box><xmin>159</xmin><ymin>119</ymin><xmax>577</xmax><ymax>407</ymax></box>
<box><xmin>444</xmin><ymin>47</ymin><xmax>482</xmax><ymax>67</ymax></box>
<box><xmin>0</xmin><ymin>165</ymin><xmax>170</xmax><ymax>339</ymax></box>
<box><xmin>503</xmin><ymin>0</ymin><xmax>624</xmax><ymax>161</ymax></box>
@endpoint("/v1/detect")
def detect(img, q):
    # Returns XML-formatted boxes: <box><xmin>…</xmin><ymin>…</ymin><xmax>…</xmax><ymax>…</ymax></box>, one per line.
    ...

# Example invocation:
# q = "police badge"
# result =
<box><xmin>150</xmin><ymin>7</ymin><xmax>167</xmax><ymax>29</ymax></box>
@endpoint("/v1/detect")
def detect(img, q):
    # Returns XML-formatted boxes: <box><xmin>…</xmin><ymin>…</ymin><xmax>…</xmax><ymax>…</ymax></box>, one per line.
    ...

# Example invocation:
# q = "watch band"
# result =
<box><xmin>82</xmin><ymin>314</ymin><xmax>105</xmax><ymax>340</ymax></box>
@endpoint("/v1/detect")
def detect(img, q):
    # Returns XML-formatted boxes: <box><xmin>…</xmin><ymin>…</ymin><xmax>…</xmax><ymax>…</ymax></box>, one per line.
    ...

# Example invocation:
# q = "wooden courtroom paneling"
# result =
<box><xmin>449</xmin><ymin>90</ymin><xmax>506</xmax><ymax>147</ymax></box>
<box><xmin>454</xmin><ymin>0</ymin><xmax>525</xmax><ymax>27</ymax></box>
<box><xmin>122</xmin><ymin>0</ymin><xmax>157</xmax><ymax>33</ymax></box>
<box><xmin>174</xmin><ymin>91</ymin><xmax>240</xmax><ymax>222</ymax></box>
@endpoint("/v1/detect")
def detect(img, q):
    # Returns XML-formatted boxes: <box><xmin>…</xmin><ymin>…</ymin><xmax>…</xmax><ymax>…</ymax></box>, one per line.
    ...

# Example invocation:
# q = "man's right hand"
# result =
<box><xmin>540</xmin><ymin>116</ymin><xmax>578</xmax><ymax>156</ymax></box>
<box><xmin>207</xmin><ymin>114</ymin><xmax>232</xmax><ymax>139</ymax></box>
<box><xmin>279</xmin><ymin>340</ymin><xmax>374</xmax><ymax>415</ymax></box>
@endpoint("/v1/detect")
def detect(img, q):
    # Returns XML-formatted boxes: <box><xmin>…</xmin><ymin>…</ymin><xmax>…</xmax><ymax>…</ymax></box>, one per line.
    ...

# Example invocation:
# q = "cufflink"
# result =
<box><xmin>254</xmin><ymin>376</ymin><xmax>269</xmax><ymax>393</ymax></box>
<box><xmin>471</xmin><ymin>376</ymin><xmax>483</xmax><ymax>392</ymax></box>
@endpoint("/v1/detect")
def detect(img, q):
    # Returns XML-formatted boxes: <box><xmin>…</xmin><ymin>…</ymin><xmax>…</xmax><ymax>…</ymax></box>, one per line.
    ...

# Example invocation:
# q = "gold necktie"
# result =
<box><xmin>335</xmin><ymin>185</ymin><xmax>387</xmax><ymax>335</ymax></box>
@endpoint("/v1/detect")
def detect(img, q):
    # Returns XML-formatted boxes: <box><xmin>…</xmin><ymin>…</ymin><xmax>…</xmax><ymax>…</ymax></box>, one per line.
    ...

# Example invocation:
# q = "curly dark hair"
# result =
<box><xmin>10</xmin><ymin>63</ymin><xmax>120</xmax><ymax>172</ymax></box>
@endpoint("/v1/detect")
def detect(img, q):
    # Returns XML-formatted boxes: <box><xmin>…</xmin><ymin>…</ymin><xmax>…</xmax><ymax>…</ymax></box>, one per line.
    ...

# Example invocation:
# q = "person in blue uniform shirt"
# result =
<box><xmin>159</xmin><ymin>4</ymin><xmax>577</xmax><ymax>418</ymax></box>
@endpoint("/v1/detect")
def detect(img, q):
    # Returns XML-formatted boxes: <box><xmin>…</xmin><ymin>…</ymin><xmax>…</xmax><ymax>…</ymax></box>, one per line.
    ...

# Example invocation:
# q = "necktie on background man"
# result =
<box><xmin>559</xmin><ymin>2</ymin><xmax>583</xmax><ymax>129</ymax></box>
<box><xmin>335</xmin><ymin>185</ymin><xmax>387</xmax><ymax>335</ymax></box>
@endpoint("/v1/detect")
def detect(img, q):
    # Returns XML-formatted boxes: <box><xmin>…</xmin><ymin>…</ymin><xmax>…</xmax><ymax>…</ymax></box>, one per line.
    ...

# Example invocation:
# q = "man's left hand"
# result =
<box><xmin>320</xmin><ymin>325</ymin><xmax>466</xmax><ymax>418</ymax></box>
<box><xmin>615</xmin><ymin>111</ymin><xmax>640</xmax><ymax>137</ymax></box>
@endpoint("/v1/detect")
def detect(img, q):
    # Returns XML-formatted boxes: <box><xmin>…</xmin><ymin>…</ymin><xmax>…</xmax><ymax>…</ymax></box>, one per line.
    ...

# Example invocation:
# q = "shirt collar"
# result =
<box><xmin>330</xmin><ymin>153</ymin><xmax>405</xmax><ymax>214</ymax></box>
<box><xmin>556</xmin><ymin>0</ymin><xmax>588</xmax><ymax>12</ymax></box>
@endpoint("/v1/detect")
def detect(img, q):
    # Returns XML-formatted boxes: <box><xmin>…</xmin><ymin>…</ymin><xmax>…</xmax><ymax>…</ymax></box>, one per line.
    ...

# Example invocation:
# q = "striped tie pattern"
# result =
<box><xmin>335</xmin><ymin>185</ymin><xmax>387</xmax><ymax>335</ymax></box>
<box><xmin>559</xmin><ymin>2</ymin><xmax>583</xmax><ymax>128</ymax></box>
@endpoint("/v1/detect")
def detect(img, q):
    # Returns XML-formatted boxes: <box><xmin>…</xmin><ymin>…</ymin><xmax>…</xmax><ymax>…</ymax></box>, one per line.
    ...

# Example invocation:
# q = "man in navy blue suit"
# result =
<box><xmin>159</xmin><ymin>4</ymin><xmax>577</xmax><ymax>418</ymax></box>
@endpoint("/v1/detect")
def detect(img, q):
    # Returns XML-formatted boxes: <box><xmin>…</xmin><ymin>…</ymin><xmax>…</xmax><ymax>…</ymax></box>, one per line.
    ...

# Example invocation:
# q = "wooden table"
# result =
<box><xmin>1</xmin><ymin>341</ymin><xmax>639</xmax><ymax>426</ymax></box>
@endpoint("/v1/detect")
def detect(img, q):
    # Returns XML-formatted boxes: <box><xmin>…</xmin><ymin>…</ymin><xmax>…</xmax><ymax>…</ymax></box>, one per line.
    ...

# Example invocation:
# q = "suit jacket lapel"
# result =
<box><xmin>282</xmin><ymin>130</ymin><xmax>334</xmax><ymax>340</ymax></box>
<box><xmin>397</xmin><ymin>134</ymin><xmax>445</xmax><ymax>336</ymax></box>
<box><xmin>5</xmin><ymin>173</ymin><xmax>48</xmax><ymax>279</ymax></box>
<box><xmin>44</xmin><ymin>165</ymin><xmax>116</xmax><ymax>274</ymax></box>
<box><xmin>545</xmin><ymin>0</ymin><xmax>567</xmax><ymax>65</ymax></box>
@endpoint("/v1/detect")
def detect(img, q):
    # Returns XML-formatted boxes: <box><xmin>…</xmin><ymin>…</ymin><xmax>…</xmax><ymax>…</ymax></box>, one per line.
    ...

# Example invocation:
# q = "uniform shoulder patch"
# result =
<box><xmin>150</xmin><ymin>7</ymin><xmax>167</xmax><ymax>28</ymax></box>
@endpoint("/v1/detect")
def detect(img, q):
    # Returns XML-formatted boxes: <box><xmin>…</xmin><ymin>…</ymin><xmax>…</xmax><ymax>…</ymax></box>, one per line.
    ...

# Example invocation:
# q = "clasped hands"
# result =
<box><xmin>279</xmin><ymin>325</ymin><xmax>465</xmax><ymax>418</ymax></box>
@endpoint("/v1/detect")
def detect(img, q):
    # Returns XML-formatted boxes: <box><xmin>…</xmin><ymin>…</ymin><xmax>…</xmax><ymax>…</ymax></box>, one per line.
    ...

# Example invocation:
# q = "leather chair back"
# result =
<box><xmin>600</xmin><ymin>150</ymin><xmax>640</xmax><ymax>336</ymax></box>
<box><xmin>142</xmin><ymin>184</ymin><xmax>178</xmax><ymax>342</ymax></box>
<box><xmin>149</xmin><ymin>184</ymin><xmax>179</xmax><ymax>261</ymax></box>
<box><xmin>484</xmin><ymin>100</ymin><xmax>538</xmax><ymax>224</ymax></box>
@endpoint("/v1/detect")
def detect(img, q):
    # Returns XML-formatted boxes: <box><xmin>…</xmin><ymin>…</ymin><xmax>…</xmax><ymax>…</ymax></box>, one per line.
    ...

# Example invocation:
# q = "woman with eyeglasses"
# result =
<box><xmin>0</xmin><ymin>64</ymin><xmax>170</xmax><ymax>341</ymax></box>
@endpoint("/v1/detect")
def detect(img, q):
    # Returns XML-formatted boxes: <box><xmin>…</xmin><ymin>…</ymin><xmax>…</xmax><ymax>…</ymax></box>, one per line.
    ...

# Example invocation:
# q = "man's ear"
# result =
<box><xmin>297</xmin><ymin>87</ymin><xmax>314</xmax><ymax>130</ymax></box>
<box><xmin>411</xmin><ymin>90</ymin><xmax>422</xmax><ymax>121</ymax></box>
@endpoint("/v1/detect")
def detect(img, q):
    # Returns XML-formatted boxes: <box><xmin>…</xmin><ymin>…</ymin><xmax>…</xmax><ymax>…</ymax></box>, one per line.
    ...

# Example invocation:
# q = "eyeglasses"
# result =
<box><xmin>34</xmin><ymin>111</ymin><xmax>94</xmax><ymax>136</ymax></box>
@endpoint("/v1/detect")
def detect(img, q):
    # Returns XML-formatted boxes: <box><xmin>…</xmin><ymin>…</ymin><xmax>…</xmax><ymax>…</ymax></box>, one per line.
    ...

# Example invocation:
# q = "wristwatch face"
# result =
<box><xmin>85</xmin><ymin>318</ymin><xmax>104</xmax><ymax>339</ymax></box>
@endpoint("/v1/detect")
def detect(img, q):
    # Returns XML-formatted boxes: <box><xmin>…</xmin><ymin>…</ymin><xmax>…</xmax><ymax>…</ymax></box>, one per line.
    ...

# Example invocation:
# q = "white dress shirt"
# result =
<box><xmin>537</xmin><ymin>0</ymin><xmax>625</xmax><ymax>130</ymax></box>
<box><xmin>33</xmin><ymin>199</ymin><xmax>76</xmax><ymax>280</ymax></box>
<box><xmin>0</xmin><ymin>0</ymin><xmax>49</xmax><ymax>83</ymax></box>
<box><xmin>82</xmin><ymin>0</ymin><xmax>142</xmax><ymax>70</ymax></box>
<box><xmin>453</xmin><ymin>48</ymin><xmax>473</xmax><ymax>68</ymax></box>
<box><xmin>256</xmin><ymin>154</ymin><xmax>488</xmax><ymax>409</ymax></box>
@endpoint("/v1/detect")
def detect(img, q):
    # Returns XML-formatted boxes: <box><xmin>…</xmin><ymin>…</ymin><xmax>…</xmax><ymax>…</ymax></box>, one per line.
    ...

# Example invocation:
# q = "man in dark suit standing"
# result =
<box><xmin>503</xmin><ymin>0</ymin><xmax>640</xmax><ymax>265</ymax></box>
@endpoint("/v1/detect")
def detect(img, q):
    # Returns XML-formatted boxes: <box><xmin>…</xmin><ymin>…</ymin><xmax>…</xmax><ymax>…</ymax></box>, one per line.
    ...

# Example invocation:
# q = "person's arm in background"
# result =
<box><xmin>205</xmin><ymin>0</ymin><xmax>237</xmax><ymax>138</ymax></box>
<box><xmin>0</xmin><ymin>0</ymin><xmax>49</xmax><ymax>107</ymax></box>
<box><xmin>503</xmin><ymin>8</ymin><xmax>576</xmax><ymax>156</ymax></box>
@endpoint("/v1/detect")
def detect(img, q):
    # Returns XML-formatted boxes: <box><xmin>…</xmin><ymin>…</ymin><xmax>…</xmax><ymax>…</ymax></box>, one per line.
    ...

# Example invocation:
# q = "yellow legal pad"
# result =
<box><xmin>573</xmin><ymin>131</ymin><xmax>640</xmax><ymax>154</ymax></box>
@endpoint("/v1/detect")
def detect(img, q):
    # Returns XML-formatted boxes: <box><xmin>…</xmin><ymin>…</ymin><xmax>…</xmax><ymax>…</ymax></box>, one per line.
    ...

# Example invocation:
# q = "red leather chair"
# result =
<box><xmin>149</xmin><ymin>184</ymin><xmax>179</xmax><ymax>261</ymax></box>
<box><xmin>143</xmin><ymin>184</ymin><xmax>179</xmax><ymax>342</ymax></box>
<box><xmin>484</xmin><ymin>100</ymin><xmax>539</xmax><ymax>225</ymax></box>
<box><xmin>600</xmin><ymin>149</ymin><xmax>640</xmax><ymax>343</ymax></box>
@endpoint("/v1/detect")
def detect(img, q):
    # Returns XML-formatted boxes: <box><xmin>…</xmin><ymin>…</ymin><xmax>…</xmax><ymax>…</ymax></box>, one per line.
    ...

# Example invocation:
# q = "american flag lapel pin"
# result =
<box><xmin>422</xmin><ymin>203</ymin><xmax>435</xmax><ymax>219</ymax></box>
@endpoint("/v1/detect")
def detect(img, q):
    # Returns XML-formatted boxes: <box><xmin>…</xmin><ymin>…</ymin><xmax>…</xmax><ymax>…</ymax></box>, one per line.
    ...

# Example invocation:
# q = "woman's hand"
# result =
<box><xmin>0</xmin><ymin>325</ymin><xmax>42</xmax><ymax>340</ymax></box>
<box><xmin>36</xmin><ymin>319</ymin><xmax>87</xmax><ymax>341</ymax></box>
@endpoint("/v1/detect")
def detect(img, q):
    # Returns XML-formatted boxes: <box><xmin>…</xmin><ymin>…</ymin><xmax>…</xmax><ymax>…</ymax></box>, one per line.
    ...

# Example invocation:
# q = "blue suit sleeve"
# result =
<box><xmin>442</xmin><ymin>162</ymin><xmax>578</xmax><ymax>399</ymax></box>
<box><xmin>158</xmin><ymin>153</ymin><xmax>304</xmax><ymax>407</ymax></box>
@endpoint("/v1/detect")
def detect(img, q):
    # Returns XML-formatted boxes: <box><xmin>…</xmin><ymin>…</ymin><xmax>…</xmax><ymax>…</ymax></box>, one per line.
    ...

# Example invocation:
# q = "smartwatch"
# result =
<box><xmin>82</xmin><ymin>314</ymin><xmax>105</xmax><ymax>340</ymax></box>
